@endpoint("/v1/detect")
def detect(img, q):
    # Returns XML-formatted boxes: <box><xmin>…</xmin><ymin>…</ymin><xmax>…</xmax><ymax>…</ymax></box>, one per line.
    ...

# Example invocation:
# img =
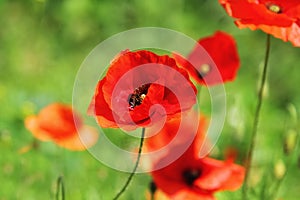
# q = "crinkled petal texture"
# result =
<box><xmin>89</xmin><ymin>50</ymin><xmax>197</xmax><ymax>130</ymax></box>
<box><xmin>150</xmin><ymin>112</ymin><xmax>245</xmax><ymax>200</ymax></box>
<box><xmin>25</xmin><ymin>103</ymin><xmax>98</xmax><ymax>151</ymax></box>
<box><xmin>173</xmin><ymin>31</ymin><xmax>240</xmax><ymax>85</ymax></box>
<box><xmin>219</xmin><ymin>0</ymin><xmax>300</xmax><ymax>46</ymax></box>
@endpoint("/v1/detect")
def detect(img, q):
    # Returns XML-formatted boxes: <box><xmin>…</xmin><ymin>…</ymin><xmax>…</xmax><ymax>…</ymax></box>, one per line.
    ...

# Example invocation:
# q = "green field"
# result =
<box><xmin>1</xmin><ymin>0</ymin><xmax>300</xmax><ymax>199</ymax></box>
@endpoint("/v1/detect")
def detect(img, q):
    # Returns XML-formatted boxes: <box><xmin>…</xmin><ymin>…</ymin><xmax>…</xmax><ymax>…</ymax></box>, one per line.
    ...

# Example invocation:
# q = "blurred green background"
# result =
<box><xmin>1</xmin><ymin>0</ymin><xmax>300</xmax><ymax>199</ymax></box>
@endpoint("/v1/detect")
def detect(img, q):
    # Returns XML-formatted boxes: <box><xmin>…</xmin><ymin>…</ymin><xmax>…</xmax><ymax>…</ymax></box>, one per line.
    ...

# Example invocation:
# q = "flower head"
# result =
<box><xmin>219</xmin><ymin>0</ymin><xmax>300</xmax><ymax>46</ymax></box>
<box><xmin>173</xmin><ymin>31</ymin><xmax>240</xmax><ymax>85</ymax></box>
<box><xmin>25</xmin><ymin>103</ymin><xmax>98</xmax><ymax>151</ymax></box>
<box><xmin>89</xmin><ymin>50</ymin><xmax>197</xmax><ymax>130</ymax></box>
<box><xmin>150</xmin><ymin>112</ymin><xmax>245</xmax><ymax>200</ymax></box>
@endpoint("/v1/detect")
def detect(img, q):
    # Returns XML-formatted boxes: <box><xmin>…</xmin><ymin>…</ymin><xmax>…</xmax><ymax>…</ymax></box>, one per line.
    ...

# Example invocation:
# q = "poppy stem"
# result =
<box><xmin>112</xmin><ymin>127</ymin><xmax>145</xmax><ymax>200</ymax></box>
<box><xmin>56</xmin><ymin>176</ymin><xmax>65</xmax><ymax>200</ymax></box>
<box><xmin>270</xmin><ymin>125</ymin><xmax>300</xmax><ymax>199</ymax></box>
<box><xmin>243</xmin><ymin>34</ymin><xmax>271</xmax><ymax>199</ymax></box>
<box><xmin>150</xmin><ymin>192</ymin><xmax>155</xmax><ymax>200</ymax></box>
<box><xmin>149</xmin><ymin>180</ymin><xmax>157</xmax><ymax>200</ymax></box>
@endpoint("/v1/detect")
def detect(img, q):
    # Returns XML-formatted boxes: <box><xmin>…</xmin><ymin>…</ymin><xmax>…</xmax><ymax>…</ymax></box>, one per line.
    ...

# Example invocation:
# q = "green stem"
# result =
<box><xmin>242</xmin><ymin>34</ymin><xmax>271</xmax><ymax>199</ymax></box>
<box><xmin>270</xmin><ymin>129</ymin><xmax>300</xmax><ymax>200</ymax></box>
<box><xmin>149</xmin><ymin>181</ymin><xmax>157</xmax><ymax>200</ymax></box>
<box><xmin>56</xmin><ymin>176</ymin><xmax>65</xmax><ymax>200</ymax></box>
<box><xmin>112</xmin><ymin>127</ymin><xmax>145</xmax><ymax>200</ymax></box>
<box><xmin>150</xmin><ymin>193</ymin><xmax>155</xmax><ymax>200</ymax></box>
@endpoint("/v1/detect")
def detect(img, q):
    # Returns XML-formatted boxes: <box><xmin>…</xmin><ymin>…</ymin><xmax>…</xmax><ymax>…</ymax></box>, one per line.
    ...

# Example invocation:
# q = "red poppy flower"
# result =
<box><xmin>173</xmin><ymin>31</ymin><xmax>240</xmax><ymax>85</ymax></box>
<box><xmin>150</xmin><ymin>112</ymin><xmax>245</xmax><ymax>200</ymax></box>
<box><xmin>219</xmin><ymin>0</ymin><xmax>300</xmax><ymax>47</ymax></box>
<box><xmin>88</xmin><ymin>50</ymin><xmax>197</xmax><ymax>130</ymax></box>
<box><xmin>25</xmin><ymin>103</ymin><xmax>98</xmax><ymax>151</ymax></box>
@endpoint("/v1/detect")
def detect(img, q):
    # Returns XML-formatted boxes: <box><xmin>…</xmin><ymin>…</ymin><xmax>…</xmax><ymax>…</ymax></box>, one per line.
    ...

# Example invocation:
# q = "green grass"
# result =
<box><xmin>1</xmin><ymin>0</ymin><xmax>300</xmax><ymax>199</ymax></box>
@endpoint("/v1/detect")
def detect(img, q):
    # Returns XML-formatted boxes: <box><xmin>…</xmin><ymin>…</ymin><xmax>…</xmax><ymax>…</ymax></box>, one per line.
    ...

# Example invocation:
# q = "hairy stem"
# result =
<box><xmin>56</xmin><ymin>176</ymin><xmax>65</xmax><ymax>200</ymax></box>
<box><xmin>113</xmin><ymin>127</ymin><xmax>145</xmax><ymax>200</ymax></box>
<box><xmin>243</xmin><ymin>34</ymin><xmax>271</xmax><ymax>199</ymax></box>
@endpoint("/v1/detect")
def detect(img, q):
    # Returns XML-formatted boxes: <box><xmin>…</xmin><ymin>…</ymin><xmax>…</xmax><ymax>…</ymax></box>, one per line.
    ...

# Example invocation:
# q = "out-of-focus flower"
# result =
<box><xmin>173</xmin><ymin>31</ymin><xmax>240</xmax><ymax>85</ymax></box>
<box><xmin>25</xmin><ymin>103</ymin><xmax>98</xmax><ymax>151</ymax></box>
<box><xmin>219</xmin><ymin>0</ymin><xmax>300</xmax><ymax>47</ymax></box>
<box><xmin>88</xmin><ymin>50</ymin><xmax>197</xmax><ymax>130</ymax></box>
<box><xmin>149</xmin><ymin>112</ymin><xmax>245</xmax><ymax>200</ymax></box>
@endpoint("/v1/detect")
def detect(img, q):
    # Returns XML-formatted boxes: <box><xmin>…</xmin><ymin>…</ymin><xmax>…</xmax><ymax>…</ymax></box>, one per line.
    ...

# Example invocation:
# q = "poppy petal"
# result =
<box><xmin>25</xmin><ymin>103</ymin><xmax>99</xmax><ymax>151</ymax></box>
<box><xmin>149</xmin><ymin>111</ymin><xmax>245</xmax><ymax>199</ymax></box>
<box><xmin>173</xmin><ymin>31</ymin><xmax>240</xmax><ymax>85</ymax></box>
<box><xmin>54</xmin><ymin>125</ymin><xmax>99</xmax><ymax>151</ymax></box>
<box><xmin>219</xmin><ymin>0</ymin><xmax>300</xmax><ymax>46</ymax></box>
<box><xmin>24</xmin><ymin>116</ymin><xmax>52</xmax><ymax>141</ymax></box>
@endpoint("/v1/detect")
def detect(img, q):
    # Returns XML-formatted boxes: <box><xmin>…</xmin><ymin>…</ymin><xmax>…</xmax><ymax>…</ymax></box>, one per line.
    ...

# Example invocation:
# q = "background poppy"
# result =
<box><xmin>173</xmin><ymin>31</ymin><xmax>240</xmax><ymax>85</ymax></box>
<box><xmin>219</xmin><ymin>0</ymin><xmax>300</xmax><ymax>46</ymax></box>
<box><xmin>25</xmin><ymin>103</ymin><xmax>98</xmax><ymax>151</ymax></box>
<box><xmin>149</xmin><ymin>112</ymin><xmax>245</xmax><ymax>200</ymax></box>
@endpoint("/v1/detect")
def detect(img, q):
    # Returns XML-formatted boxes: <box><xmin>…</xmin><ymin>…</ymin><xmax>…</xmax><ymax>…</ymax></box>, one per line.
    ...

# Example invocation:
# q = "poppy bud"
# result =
<box><xmin>283</xmin><ymin>129</ymin><xmax>298</xmax><ymax>155</ymax></box>
<box><xmin>274</xmin><ymin>160</ymin><xmax>286</xmax><ymax>180</ymax></box>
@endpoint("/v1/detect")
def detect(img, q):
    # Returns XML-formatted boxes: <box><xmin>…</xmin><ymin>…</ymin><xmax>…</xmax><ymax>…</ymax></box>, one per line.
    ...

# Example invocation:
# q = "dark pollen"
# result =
<box><xmin>128</xmin><ymin>83</ymin><xmax>150</xmax><ymax>110</ymax></box>
<box><xmin>182</xmin><ymin>168</ymin><xmax>202</xmax><ymax>186</ymax></box>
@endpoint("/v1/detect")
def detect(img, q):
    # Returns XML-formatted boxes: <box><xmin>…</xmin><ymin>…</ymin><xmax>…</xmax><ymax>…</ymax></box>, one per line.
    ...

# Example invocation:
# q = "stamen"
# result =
<box><xmin>197</xmin><ymin>64</ymin><xmax>211</xmax><ymax>79</ymax></box>
<box><xmin>128</xmin><ymin>84</ymin><xmax>150</xmax><ymax>110</ymax></box>
<box><xmin>140</xmin><ymin>94</ymin><xmax>146</xmax><ymax>100</ymax></box>
<box><xmin>267</xmin><ymin>3</ymin><xmax>282</xmax><ymax>14</ymax></box>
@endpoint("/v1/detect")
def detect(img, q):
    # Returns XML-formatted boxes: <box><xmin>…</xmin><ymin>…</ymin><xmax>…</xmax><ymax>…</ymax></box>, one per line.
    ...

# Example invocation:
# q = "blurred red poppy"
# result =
<box><xmin>150</xmin><ymin>112</ymin><xmax>245</xmax><ymax>200</ymax></box>
<box><xmin>219</xmin><ymin>0</ymin><xmax>300</xmax><ymax>47</ymax></box>
<box><xmin>88</xmin><ymin>50</ymin><xmax>197</xmax><ymax>130</ymax></box>
<box><xmin>25</xmin><ymin>103</ymin><xmax>98</xmax><ymax>151</ymax></box>
<box><xmin>173</xmin><ymin>31</ymin><xmax>240</xmax><ymax>85</ymax></box>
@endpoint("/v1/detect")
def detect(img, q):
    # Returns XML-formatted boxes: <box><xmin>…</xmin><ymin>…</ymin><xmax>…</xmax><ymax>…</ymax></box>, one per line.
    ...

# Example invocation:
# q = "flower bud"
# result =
<box><xmin>274</xmin><ymin>160</ymin><xmax>286</xmax><ymax>179</ymax></box>
<box><xmin>284</xmin><ymin>129</ymin><xmax>298</xmax><ymax>155</ymax></box>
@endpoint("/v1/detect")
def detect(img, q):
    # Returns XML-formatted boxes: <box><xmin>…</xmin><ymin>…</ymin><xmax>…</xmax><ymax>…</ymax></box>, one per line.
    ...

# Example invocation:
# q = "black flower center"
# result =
<box><xmin>128</xmin><ymin>83</ymin><xmax>150</xmax><ymax>110</ymax></box>
<box><xmin>182</xmin><ymin>168</ymin><xmax>202</xmax><ymax>186</ymax></box>
<box><xmin>196</xmin><ymin>64</ymin><xmax>211</xmax><ymax>79</ymax></box>
<box><xmin>266</xmin><ymin>3</ymin><xmax>282</xmax><ymax>14</ymax></box>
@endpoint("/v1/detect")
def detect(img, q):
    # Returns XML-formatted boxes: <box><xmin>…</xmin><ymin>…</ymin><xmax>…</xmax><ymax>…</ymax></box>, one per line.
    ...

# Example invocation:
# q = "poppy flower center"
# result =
<box><xmin>182</xmin><ymin>168</ymin><xmax>202</xmax><ymax>186</ymax></box>
<box><xmin>266</xmin><ymin>3</ymin><xmax>282</xmax><ymax>14</ymax></box>
<box><xmin>128</xmin><ymin>83</ymin><xmax>150</xmax><ymax>110</ymax></box>
<box><xmin>196</xmin><ymin>64</ymin><xmax>211</xmax><ymax>79</ymax></box>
